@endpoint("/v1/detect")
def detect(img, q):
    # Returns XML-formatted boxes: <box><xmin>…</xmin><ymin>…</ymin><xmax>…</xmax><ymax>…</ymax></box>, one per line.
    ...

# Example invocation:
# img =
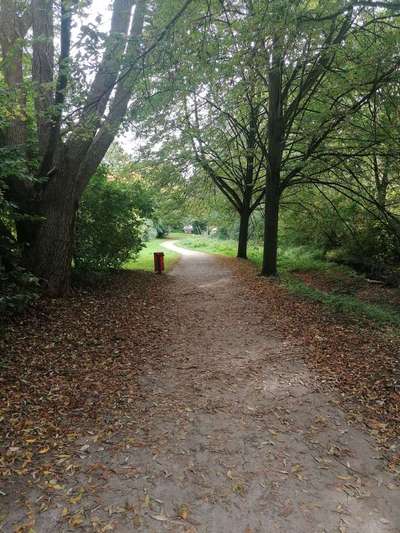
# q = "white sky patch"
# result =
<box><xmin>87</xmin><ymin>0</ymin><xmax>113</xmax><ymax>31</ymax></box>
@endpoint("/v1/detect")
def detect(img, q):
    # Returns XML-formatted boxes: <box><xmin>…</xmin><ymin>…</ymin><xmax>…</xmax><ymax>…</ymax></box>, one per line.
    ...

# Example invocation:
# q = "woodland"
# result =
<box><xmin>1</xmin><ymin>1</ymin><xmax>400</xmax><ymax>530</ymax></box>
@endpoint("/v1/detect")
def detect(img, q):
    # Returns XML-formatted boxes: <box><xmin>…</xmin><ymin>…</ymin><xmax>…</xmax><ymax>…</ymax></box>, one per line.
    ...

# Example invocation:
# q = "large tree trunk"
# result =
<box><xmin>26</xmin><ymin>161</ymin><xmax>78</xmax><ymax>295</ymax></box>
<box><xmin>28</xmin><ymin>204</ymin><xmax>76</xmax><ymax>296</ymax></box>
<box><xmin>262</xmin><ymin>177</ymin><xmax>280</xmax><ymax>276</ymax></box>
<box><xmin>261</xmin><ymin>34</ymin><xmax>283</xmax><ymax>277</ymax></box>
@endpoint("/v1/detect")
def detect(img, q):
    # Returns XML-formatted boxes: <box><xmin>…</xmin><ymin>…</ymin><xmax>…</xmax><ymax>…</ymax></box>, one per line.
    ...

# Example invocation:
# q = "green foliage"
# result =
<box><xmin>281</xmin><ymin>186</ymin><xmax>400</xmax><ymax>283</ymax></box>
<box><xmin>0</xmin><ymin>254</ymin><xmax>39</xmax><ymax>318</ymax></box>
<box><xmin>278</xmin><ymin>246</ymin><xmax>328</xmax><ymax>273</ymax></box>
<box><xmin>142</xmin><ymin>219</ymin><xmax>159</xmax><ymax>241</ymax></box>
<box><xmin>0</xmin><ymin>149</ymin><xmax>38</xmax><ymax>319</ymax></box>
<box><xmin>154</xmin><ymin>223</ymin><xmax>169</xmax><ymax>238</ymax></box>
<box><xmin>327</xmin><ymin>221</ymin><xmax>400</xmax><ymax>281</ymax></box>
<box><xmin>74</xmin><ymin>166</ymin><xmax>152</xmax><ymax>272</ymax></box>
<box><xmin>191</xmin><ymin>220</ymin><xmax>207</xmax><ymax>235</ymax></box>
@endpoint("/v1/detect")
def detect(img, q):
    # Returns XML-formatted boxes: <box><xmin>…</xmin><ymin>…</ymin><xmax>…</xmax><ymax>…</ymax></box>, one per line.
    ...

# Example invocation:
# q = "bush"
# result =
<box><xmin>278</xmin><ymin>245</ymin><xmax>328</xmax><ymax>272</ymax></box>
<box><xmin>0</xmin><ymin>211</ymin><xmax>39</xmax><ymax>318</ymax></box>
<box><xmin>142</xmin><ymin>219</ymin><xmax>158</xmax><ymax>241</ymax></box>
<box><xmin>280</xmin><ymin>188</ymin><xmax>400</xmax><ymax>282</ymax></box>
<box><xmin>74</xmin><ymin>168</ymin><xmax>148</xmax><ymax>271</ymax></box>
<box><xmin>0</xmin><ymin>258</ymin><xmax>39</xmax><ymax>318</ymax></box>
<box><xmin>0</xmin><ymin>150</ymin><xmax>39</xmax><ymax>319</ymax></box>
<box><xmin>155</xmin><ymin>222</ymin><xmax>169</xmax><ymax>238</ymax></box>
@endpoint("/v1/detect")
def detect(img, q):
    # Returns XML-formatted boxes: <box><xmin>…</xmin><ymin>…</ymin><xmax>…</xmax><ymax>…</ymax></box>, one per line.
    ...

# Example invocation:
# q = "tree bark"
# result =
<box><xmin>237</xmin><ymin>206</ymin><xmax>250</xmax><ymax>259</ymax></box>
<box><xmin>32</xmin><ymin>0</ymin><xmax>54</xmax><ymax>156</ymax></box>
<box><xmin>262</xmin><ymin>178</ymin><xmax>280</xmax><ymax>276</ymax></box>
<box><xmin>26</xmin><ymin>159</ymin><xmax>77</xmax><ymax>295</ymax></box>
<box><xmin>0</xmin><ymin>1</ymin><xmax>29</xmax><ymax>150</ymax></box>
<box><xmin>238</xmin><ymin>102</ymin><xmax>258</xmax><ymax>259</ymax></box>
<box><xmin>261</xmin><ymin>35</ymin><xmax>283</xmax><ymax>277</ymax></box>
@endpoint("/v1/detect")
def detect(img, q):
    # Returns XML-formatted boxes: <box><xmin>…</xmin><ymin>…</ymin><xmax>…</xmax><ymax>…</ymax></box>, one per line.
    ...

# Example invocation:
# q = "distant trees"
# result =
<box><xmin>183</xmin><ymin>87</ymin><xmax>266</xmax><ymax>259</ymax></box>
<box><xmin>135</xmin><ymin>0</ymin><xmax>400</xmax><ymax>275</ymax></box>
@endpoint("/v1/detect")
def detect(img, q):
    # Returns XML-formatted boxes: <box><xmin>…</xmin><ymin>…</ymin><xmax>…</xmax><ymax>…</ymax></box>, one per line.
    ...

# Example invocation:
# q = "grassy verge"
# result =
<box><xmin>284</xmin><ymin>277</ymin><xmax>400</xmax><ymax>326</ymax></box>
<box><xmin>171</xmin><ymin>234</ymin><xmax>331</xmax><ymax>270</ymax></box>
<box><xmin>170</xmin><ymin>233</ymin><xmax>400</xmax><ymax>327</ymax></box>
<box><xmin>172</xmin><ymin>234</ymin><xmax>330</xmax><ymax>271</ymax></box>
<box><xmin>124</xmin><ymin>239</ymin><xmax>180</xmax><ymax>272</ymax></box>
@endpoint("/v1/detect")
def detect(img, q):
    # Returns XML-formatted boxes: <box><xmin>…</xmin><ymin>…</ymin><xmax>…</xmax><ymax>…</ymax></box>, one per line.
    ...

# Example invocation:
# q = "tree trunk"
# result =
<box><xmin>237</xmin><ymin>207</ymin><xmax>250</xmax><ymax>259</ymax></box>
<box><xmin>26</xmin><ymin>165</ymin><xmax>78</xmax><ymax>296</ymax></box>
<box><xmin>23</xmin><ymin>0</ymin><xmax>147</xmax><ymax>296</ymax></box>
<box><xmin>262</xmin><ymin>177</ymin><xmax>280</xmax><ymax>276</ymax></box>
<box><xmin>237</xmin><ymin>100</ymin><xmax>257</xmax><ymax>260</ymax></box>
<box><xmin>261</xmin><ymin>34</ymin><xmax>283</xmax><ymax>277</ymax></box>
<box><xmin>0</xmin><ymin>2</ymin><xmax>27</xmax><ymax>150</ymax></box>
<box><xmin>32</xmin><ymin>0</ymin><xmax>54</xmax><ymax>156</ymax></box>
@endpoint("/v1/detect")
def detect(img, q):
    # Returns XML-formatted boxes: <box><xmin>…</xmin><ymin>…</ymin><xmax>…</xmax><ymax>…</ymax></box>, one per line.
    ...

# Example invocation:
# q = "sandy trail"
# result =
<box><xmin>3</xmin><ymin>243</ymin><xmax>399</xmax><ymax>532</ymax></box>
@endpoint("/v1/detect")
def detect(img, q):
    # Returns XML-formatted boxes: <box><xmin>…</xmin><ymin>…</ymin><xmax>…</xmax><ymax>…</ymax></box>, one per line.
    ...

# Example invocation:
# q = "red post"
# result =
<box><xmin>154</xmin><ymin>252</ymin><xmax>165</xmax><ymax>274</ymax></box>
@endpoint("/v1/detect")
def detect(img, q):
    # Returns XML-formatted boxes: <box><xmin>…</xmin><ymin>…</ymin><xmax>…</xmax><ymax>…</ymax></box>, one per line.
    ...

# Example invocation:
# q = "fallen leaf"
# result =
<box><xmin>150</xmin><ymin>513</ymin><xmax>169</xmax><ymax>522</ymax></box>
<box><xmin>178</xmin><ymin>504</ymin><xmax>189</xmax><ymax>520</ymax></box>
<box><xmin>38</xmin><ymin>447</ymin><xmax>50</xmax><ymax>454</ymax></box>
<box><xmin>69</xmin><ymin>513</ymin><xmax>83</xmax><ymax>527</ymax></box>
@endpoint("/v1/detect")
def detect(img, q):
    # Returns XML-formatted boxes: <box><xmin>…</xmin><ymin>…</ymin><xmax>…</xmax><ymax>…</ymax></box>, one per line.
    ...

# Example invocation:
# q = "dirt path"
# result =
<box><xmin>3</xmin><ymin>244</ymin><xmax>400</xmax><ymax>532</ymax></box>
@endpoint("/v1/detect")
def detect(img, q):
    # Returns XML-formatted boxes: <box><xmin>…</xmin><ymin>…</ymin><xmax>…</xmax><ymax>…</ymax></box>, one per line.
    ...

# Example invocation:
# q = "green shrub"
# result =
<box><xmin>154</xmin><ymin>222</ymin><xmax>169</xmax><ymax>238</ymax></box>
<box><xmin>142</xmin><ymin>219</ymin><xmax>158</xmax><ymax>241</ymax></box>
<box><xmin>191</xmin><ymin>219</ymin><xmax>208</xmax><ymax>234</ymax></box>
<box><xmin>0</xmin><ymin>259</ymin><xmax>39</xmax><ymax>317</ymax></box>
<box><xmin>74</xmin><ymin>168</ymin><xmax>149</xmax><ymax>271</ymax></box>
<box><xmin>0</xmin><ymin>149</ymin><xmax>39</xmax><ymax>319</ymax></box>
<box><xmin>280</xmin><ymin>188</ymin><xmax>400</xmax><ymax>282</ymax></box>
<box><xmin>278</xmin><ymin>245</ymin><xmax>328</xmax><ymax>272</ymax></box>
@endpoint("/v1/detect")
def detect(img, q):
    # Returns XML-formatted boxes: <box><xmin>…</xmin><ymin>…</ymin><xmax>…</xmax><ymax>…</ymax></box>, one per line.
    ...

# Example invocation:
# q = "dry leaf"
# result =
<box><xmin>69</xmin><ymin>513</ymin><xmax>83</xmax><ymax>527</ymax></box>
<box><xmin>150</xmin><ymin>513</ymin><xmax>169</xmax><ymax>522</ymax></box>
<box><xmin>178</xmin><ymin>504</ymin><xmax>189</xmax><ymax>520</ymax></box>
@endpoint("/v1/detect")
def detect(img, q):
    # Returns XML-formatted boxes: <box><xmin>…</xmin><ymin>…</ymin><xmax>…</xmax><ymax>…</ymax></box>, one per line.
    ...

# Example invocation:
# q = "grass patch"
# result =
<box><xmin>178</xmin><ymin>235</ymin><xmax>239</xmax><ymax>257</ymax></box>
<box><xmin>284</xmin><ymin>277</ymin><xmax>400</xmax><ymax>326</ymax></box>
<box><xmin>278</xmin><ymin>245</ymin><xmax>332</xmax><ymax>272</ymax></box>
<box><xmin>171</xmin><ymin>233</ymin><xmax>399</xmax><ymax>326</ymax></box>
<box><xmin>124</xmin><ymin>239</ymin><xmax>179</xmax><ymax>272</ymax></box>
<box><xmin>171</xmin><ymin>235</ymin><xmax>330</xmax><ymax>272</ymax></box>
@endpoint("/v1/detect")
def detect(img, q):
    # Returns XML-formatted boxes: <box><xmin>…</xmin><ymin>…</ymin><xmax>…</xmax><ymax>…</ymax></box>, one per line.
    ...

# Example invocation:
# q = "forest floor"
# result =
<box><xmin>1</xmin><ymin>243</ymin><xmax>400</xmax><ymax>532</ymax></box>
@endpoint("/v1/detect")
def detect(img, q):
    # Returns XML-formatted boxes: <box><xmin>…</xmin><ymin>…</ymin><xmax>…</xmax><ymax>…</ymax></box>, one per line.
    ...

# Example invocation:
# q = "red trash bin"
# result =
<box><xmin>154</xmin><ymin>252</ymin><xmax>165</xmax><ymax>274</ymax></box>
